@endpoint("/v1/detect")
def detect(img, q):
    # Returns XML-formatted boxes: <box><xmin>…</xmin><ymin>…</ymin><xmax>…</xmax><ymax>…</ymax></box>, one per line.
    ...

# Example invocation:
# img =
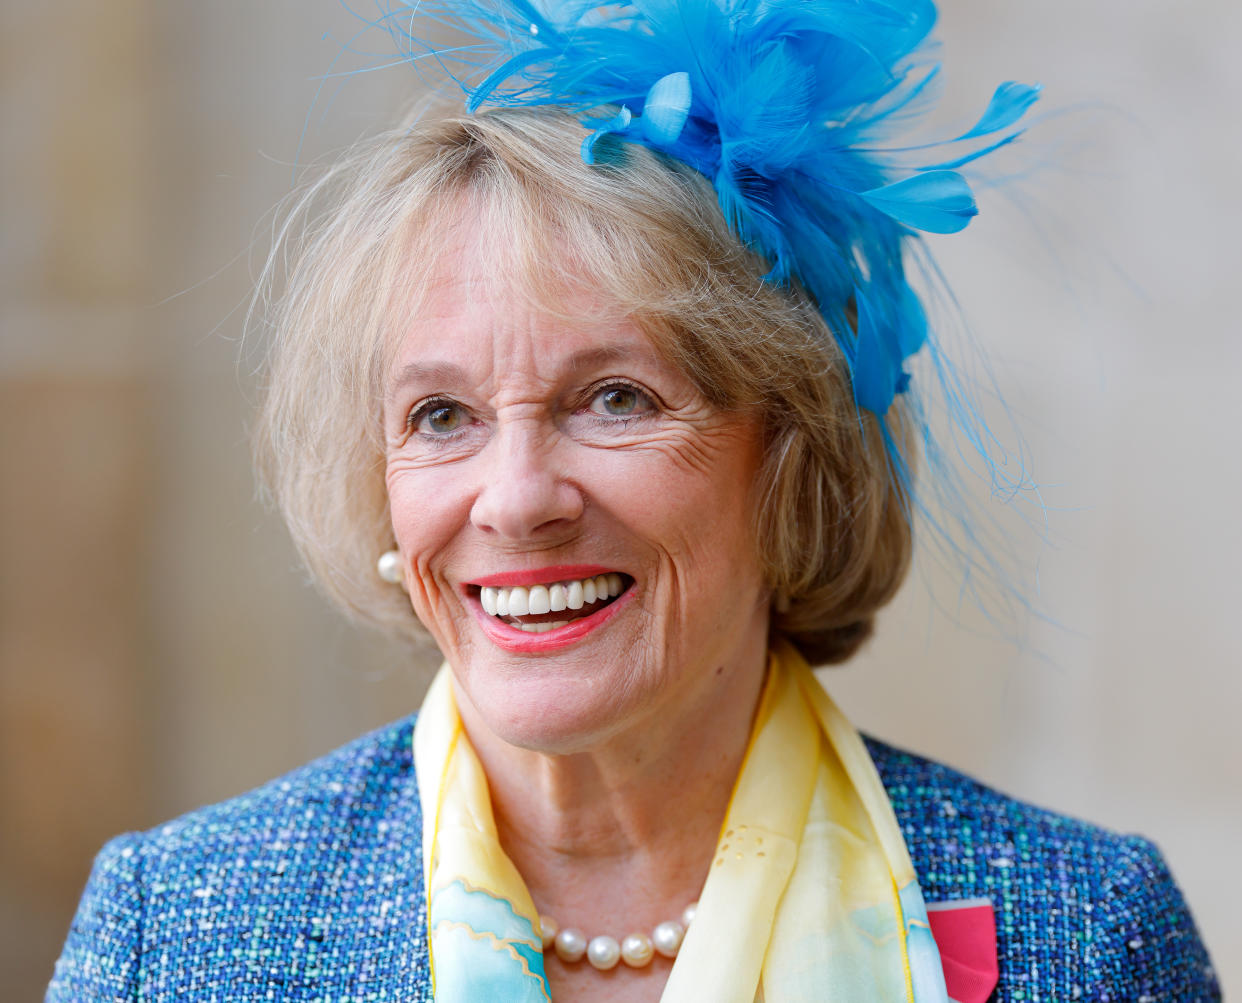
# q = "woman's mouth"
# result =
<box><xmin>474</xmin><ymin>573</ymin><xmax>631</xmax><ymax>633</ymax></box>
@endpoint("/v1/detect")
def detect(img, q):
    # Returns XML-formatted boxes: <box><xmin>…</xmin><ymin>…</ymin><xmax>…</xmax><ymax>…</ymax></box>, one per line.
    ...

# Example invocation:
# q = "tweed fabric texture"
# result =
<box><xmin>869</xmin><ymin>742</ymin><xmax>1220</xmax><ymax>1002</ymax></box>
<box><xmin>48</xmin><ymin>717</ymin><xmax>1220</xmax><ymax>1001</ymax></box>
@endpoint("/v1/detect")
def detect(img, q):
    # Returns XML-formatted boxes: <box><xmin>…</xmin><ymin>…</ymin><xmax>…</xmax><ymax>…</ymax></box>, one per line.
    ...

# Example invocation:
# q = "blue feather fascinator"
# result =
<box><xmin>376</xmin><ymin>0</ymin><xmax>1039</xmax><ymax>417</ymax></box>
<box><xmin>368</xmin><ymin>0</ymin><xmax>1044</xmax><ymax>620</ymax></box>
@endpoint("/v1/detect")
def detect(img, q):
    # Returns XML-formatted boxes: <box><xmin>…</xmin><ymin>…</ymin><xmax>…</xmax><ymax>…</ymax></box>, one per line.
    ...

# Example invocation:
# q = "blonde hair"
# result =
<box><xmin>254</xmin><ymin>105</ymin><xmax>912</xmax><ymax>665</ymax></box>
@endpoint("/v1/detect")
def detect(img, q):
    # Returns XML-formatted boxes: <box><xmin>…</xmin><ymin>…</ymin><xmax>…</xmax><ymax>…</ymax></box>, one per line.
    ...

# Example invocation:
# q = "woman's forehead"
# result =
<box><xmin>387</xmin><ymin>212</ymin><xmax>650</xmax><ymax>362</ymax></box>
<box><xmin>388</xmin><ymin>275</ymin><xmax>661</xmax><ymax>387</ymax></box>
<box><xmin>413</xmin><ymin>180</ymin><xmax>654</xmax><ymax>307</ymax></box>
<box><xmin>377</xmin><ymin>183</ymin><xmax>696</xmax><ymax>402</ymax></box>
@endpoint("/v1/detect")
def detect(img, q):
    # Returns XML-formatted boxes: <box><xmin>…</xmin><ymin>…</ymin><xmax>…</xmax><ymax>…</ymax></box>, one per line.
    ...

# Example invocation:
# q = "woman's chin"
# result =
<box><xmin>454</xmin><ymin>664</ymin><xmax>639</xmax><ymax>757</ymax></box>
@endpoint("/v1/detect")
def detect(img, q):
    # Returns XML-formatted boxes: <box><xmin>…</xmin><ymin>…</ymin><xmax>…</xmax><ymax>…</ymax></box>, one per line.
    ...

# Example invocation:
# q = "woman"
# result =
<box><xmin>49</xmin><ymin>1</ymin><xmax>1218</xmax><ymax>1000</ymax></box>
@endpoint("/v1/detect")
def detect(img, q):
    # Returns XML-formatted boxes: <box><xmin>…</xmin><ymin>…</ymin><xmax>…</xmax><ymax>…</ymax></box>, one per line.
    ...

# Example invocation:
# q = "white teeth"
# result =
<box><xmin>507</xmin><ymin>586</ymin><xmax>530</xmax><ymax>616</ymax></box>
<box><xmin>478</xmin><ymin>574</ymin><xmax>628</xmax><ymax>622</ymax></box>
<box><xmin>515</xmin><ymin>620</ymin><xmax>570</xmax><ymax>634</ymax></box>
<box><xmin>527</xmin><ymin>585</ymin><xmax>551</xmax><ymax>615</ymax></box>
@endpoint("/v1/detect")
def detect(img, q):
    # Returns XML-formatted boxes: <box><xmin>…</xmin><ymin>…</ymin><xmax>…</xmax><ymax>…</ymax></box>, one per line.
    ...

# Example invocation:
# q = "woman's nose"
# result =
<box><xmin>469</xmin><ymin>424</ymin><xmax>584</xmax><ymax>541</ymax></box>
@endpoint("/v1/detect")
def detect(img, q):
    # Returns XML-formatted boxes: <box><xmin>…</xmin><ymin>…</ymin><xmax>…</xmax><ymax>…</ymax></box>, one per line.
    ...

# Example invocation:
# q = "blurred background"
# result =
<box><xmin>2</xmin><ymin>0</ymin><xmax>1238</xmax><ymax>997</ymax></box>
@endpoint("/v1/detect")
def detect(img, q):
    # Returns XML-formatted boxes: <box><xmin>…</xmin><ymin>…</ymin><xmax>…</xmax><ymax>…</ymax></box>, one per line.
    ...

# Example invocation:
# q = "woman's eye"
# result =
<box><xmin>589</xmin><ymin>384</ymin><xmax>653</xmax><ymax>418</ymax></box>
<box><xmin>411</xmin><ymin>400</ymin><xmax>468</xmax><ymax>435</ymax></box>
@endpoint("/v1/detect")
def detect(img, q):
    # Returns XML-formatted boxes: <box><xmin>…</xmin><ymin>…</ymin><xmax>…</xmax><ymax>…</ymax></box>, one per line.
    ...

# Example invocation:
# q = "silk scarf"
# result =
<box><xmin>413</xmin><ymin>641</ymin><xmax>949</xmax><ymax>1002</ymax></box>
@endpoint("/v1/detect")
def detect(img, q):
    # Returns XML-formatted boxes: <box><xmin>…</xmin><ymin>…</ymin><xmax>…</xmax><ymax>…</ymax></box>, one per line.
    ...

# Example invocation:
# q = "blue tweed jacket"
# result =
<box><xmin>48</xmin><ymin>717</ymin><xmax>1220</xmax><ymax>1001</ymax></box>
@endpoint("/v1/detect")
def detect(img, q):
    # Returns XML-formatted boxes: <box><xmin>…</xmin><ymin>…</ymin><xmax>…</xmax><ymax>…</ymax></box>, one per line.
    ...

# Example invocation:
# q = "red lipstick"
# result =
<box><xmin>467</xmin><ymin>564</ymin><xmax>618</xmax><ymax>588</ymax></box>
<box><xmin>470</xmin><ymin>584</ymin><xmax>635</xmax><ymax>653</ymax></box>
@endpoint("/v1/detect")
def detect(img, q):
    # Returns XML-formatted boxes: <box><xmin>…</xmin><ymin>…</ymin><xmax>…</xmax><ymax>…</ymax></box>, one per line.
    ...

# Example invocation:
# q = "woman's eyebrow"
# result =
<box><xmin>390</xmin><ymin>361</ymin><xmax>468</xmax><ymax>392</ymax></box>
<box><xmin>389</xmin><ymin>343</ymin><xmax>648</xmax><ymax>396</ymax></box>
<box><xmin>561</xmin><ymin>343</ymin><xmax>645</xmax><ymax>374</ymax></box>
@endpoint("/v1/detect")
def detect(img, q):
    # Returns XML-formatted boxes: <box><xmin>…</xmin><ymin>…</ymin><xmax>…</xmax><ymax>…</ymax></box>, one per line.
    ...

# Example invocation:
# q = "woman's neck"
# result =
<box><xmin>449</xmin><ymin>621</ymin><xmax>769</xmax><ymax>1002</ymax></box>
<box><xmin>454</xmin><ymin>631</ymin><xmax>769</xmax><ymax>923</ymax></box>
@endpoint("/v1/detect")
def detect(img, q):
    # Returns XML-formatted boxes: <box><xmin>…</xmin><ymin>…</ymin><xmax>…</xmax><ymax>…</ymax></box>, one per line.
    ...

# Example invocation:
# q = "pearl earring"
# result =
<box><xmin>377</xmin><ymin>550</ymin><xmax>404</xmax><ymax>585</ymax></box>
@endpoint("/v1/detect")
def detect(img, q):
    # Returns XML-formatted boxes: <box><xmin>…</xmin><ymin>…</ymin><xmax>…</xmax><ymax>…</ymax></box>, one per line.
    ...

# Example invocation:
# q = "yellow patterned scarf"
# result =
<box><xmin>413</xmin><ymin>641</ymin><xmax>949</xmax><ymax>1002</ymax></box>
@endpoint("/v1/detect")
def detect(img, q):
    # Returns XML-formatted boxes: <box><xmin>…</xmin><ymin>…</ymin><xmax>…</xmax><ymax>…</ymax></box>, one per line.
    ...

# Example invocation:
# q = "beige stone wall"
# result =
<box><xmin>3</xmin><ymin>1</ymin><xmax>1238</xmax><ymax>998</ymax></box>
<box><xmin>2</xmin><ymin>3</ymin><xmax>154</xmax><ymax>992</ymax></box>
<box><xmin>0</xmin><ymin>2</ymin><xmax>432</xmax><ymax>995</ymax></box>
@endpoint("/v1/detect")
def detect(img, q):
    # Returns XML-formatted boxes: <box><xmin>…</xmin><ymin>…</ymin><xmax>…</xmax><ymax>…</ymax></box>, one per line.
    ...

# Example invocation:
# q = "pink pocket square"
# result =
<box><xmin>927</xmin><ymin>898</ymin><xmax>999</xmax><ymax>1003</ymax></box>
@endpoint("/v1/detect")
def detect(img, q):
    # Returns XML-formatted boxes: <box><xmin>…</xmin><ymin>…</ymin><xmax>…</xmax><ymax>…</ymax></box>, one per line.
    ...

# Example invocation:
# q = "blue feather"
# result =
<box><xmin>641</xmin><ymin>72</ymin><xmax>692</xmax><ymax>144</ymax></box>
<box><xmin>852</xmin><ymin>289</ymin><xmax>904</xmax><ymax>414</ymax></box>
<box><xmin>915</xmin><ymin>129</ymin><xmax>1023</xmax><ymax>172</ymax></box>
<box><xmin>860</xmin><ymin>171</ymin><xmax>977</xmax><ymax>233</ymax></box>
<box><xmin>957</xmin><ymin>81</ymin><xmax>1042</xmax><ymax>141</ymax></box>
<box><xmin>582</xmin><ymin>106</ymin><xmax>633</xmax><ymax>163</ymax></box>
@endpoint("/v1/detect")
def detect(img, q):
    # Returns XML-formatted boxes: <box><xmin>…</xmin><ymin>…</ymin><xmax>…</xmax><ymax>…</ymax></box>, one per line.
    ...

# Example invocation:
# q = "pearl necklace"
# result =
<box><xmin>539</xmin><ymin>902</ymin><xmax>698</xmax><ymax>971</ymax></box>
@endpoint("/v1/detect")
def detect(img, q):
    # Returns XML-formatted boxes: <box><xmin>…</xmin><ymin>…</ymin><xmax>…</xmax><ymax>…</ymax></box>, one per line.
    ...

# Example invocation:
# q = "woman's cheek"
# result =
<box><xmin>386</xmin><ymin>466</ymin><xmax>465</xmax><ymax>613</ymax></box>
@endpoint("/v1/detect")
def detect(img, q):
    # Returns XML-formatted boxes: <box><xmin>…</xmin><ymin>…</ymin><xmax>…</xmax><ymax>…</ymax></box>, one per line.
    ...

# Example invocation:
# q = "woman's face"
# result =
<box><xmin>383</xmin><ymin>247</ymin><xmax>772</xmax><ymax>755</ymax></box>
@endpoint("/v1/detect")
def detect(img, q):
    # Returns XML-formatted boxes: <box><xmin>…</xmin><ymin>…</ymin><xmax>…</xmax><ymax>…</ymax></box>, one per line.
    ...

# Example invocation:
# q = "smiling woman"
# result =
<box><xmin>255</xmin><ymin>110</ymin><xmax>909</xmax><ymax>673</ymax></box>
<box><xmin>46</xmin><ymin>2</ymin><xmax>1220</xmax><ymax>1001</ymax></box>
<box><xmin>383</xmin><ymin>256</ymin><xmax>776</xmax><ymax>941</ymax></box>
<box><xmin>380</xmin><ymin>212</ymin><xmax>773</xmax><ymax>759</ymax></box>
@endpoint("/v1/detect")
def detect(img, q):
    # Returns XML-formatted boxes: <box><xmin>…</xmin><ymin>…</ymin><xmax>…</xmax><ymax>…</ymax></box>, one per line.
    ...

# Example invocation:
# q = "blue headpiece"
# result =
<box><xmin>377</xmin><ymin>0</ymin><xmax>1039</xmax><ymax>417</ymax></box>
<box><xmin>370</xmin><ymin>0</ymin><xmax>1043</xmax><ymax>619</ymax></box>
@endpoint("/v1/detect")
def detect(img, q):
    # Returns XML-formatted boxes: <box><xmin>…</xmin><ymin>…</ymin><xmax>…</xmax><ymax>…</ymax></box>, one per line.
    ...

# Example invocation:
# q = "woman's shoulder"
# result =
<box><xmin>95</xmin><ymin>714</ymin><xmax>425</xmax><ymax>890</ymax></box>
<box><xmin>866</xmin><ymin>732</ymin><xmax>1135</xmax><ymax>847</ymax></box>
<box><xmin>143</xmin><ymin>714</ymin><xmax>421</xmax><ymax>850</ymax></box>
<box><xmin>864</xmin><ymin>733</ymin><xmax>1193</xmax><ymax>889</ymax></box>
<box><xmin>48</xmin><ymin>716</ymin><xmax>432</xmax><ymax>1002</ymax></box>
<box><xmin>82</xmin><ymin>716</ymin><xmax>423</xmax><ymax>872</ymax></box>
<box><xmin>865</xmin><ymin>735</ymin><xmax>1221</xmax><ymax>1001</ymax></box>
